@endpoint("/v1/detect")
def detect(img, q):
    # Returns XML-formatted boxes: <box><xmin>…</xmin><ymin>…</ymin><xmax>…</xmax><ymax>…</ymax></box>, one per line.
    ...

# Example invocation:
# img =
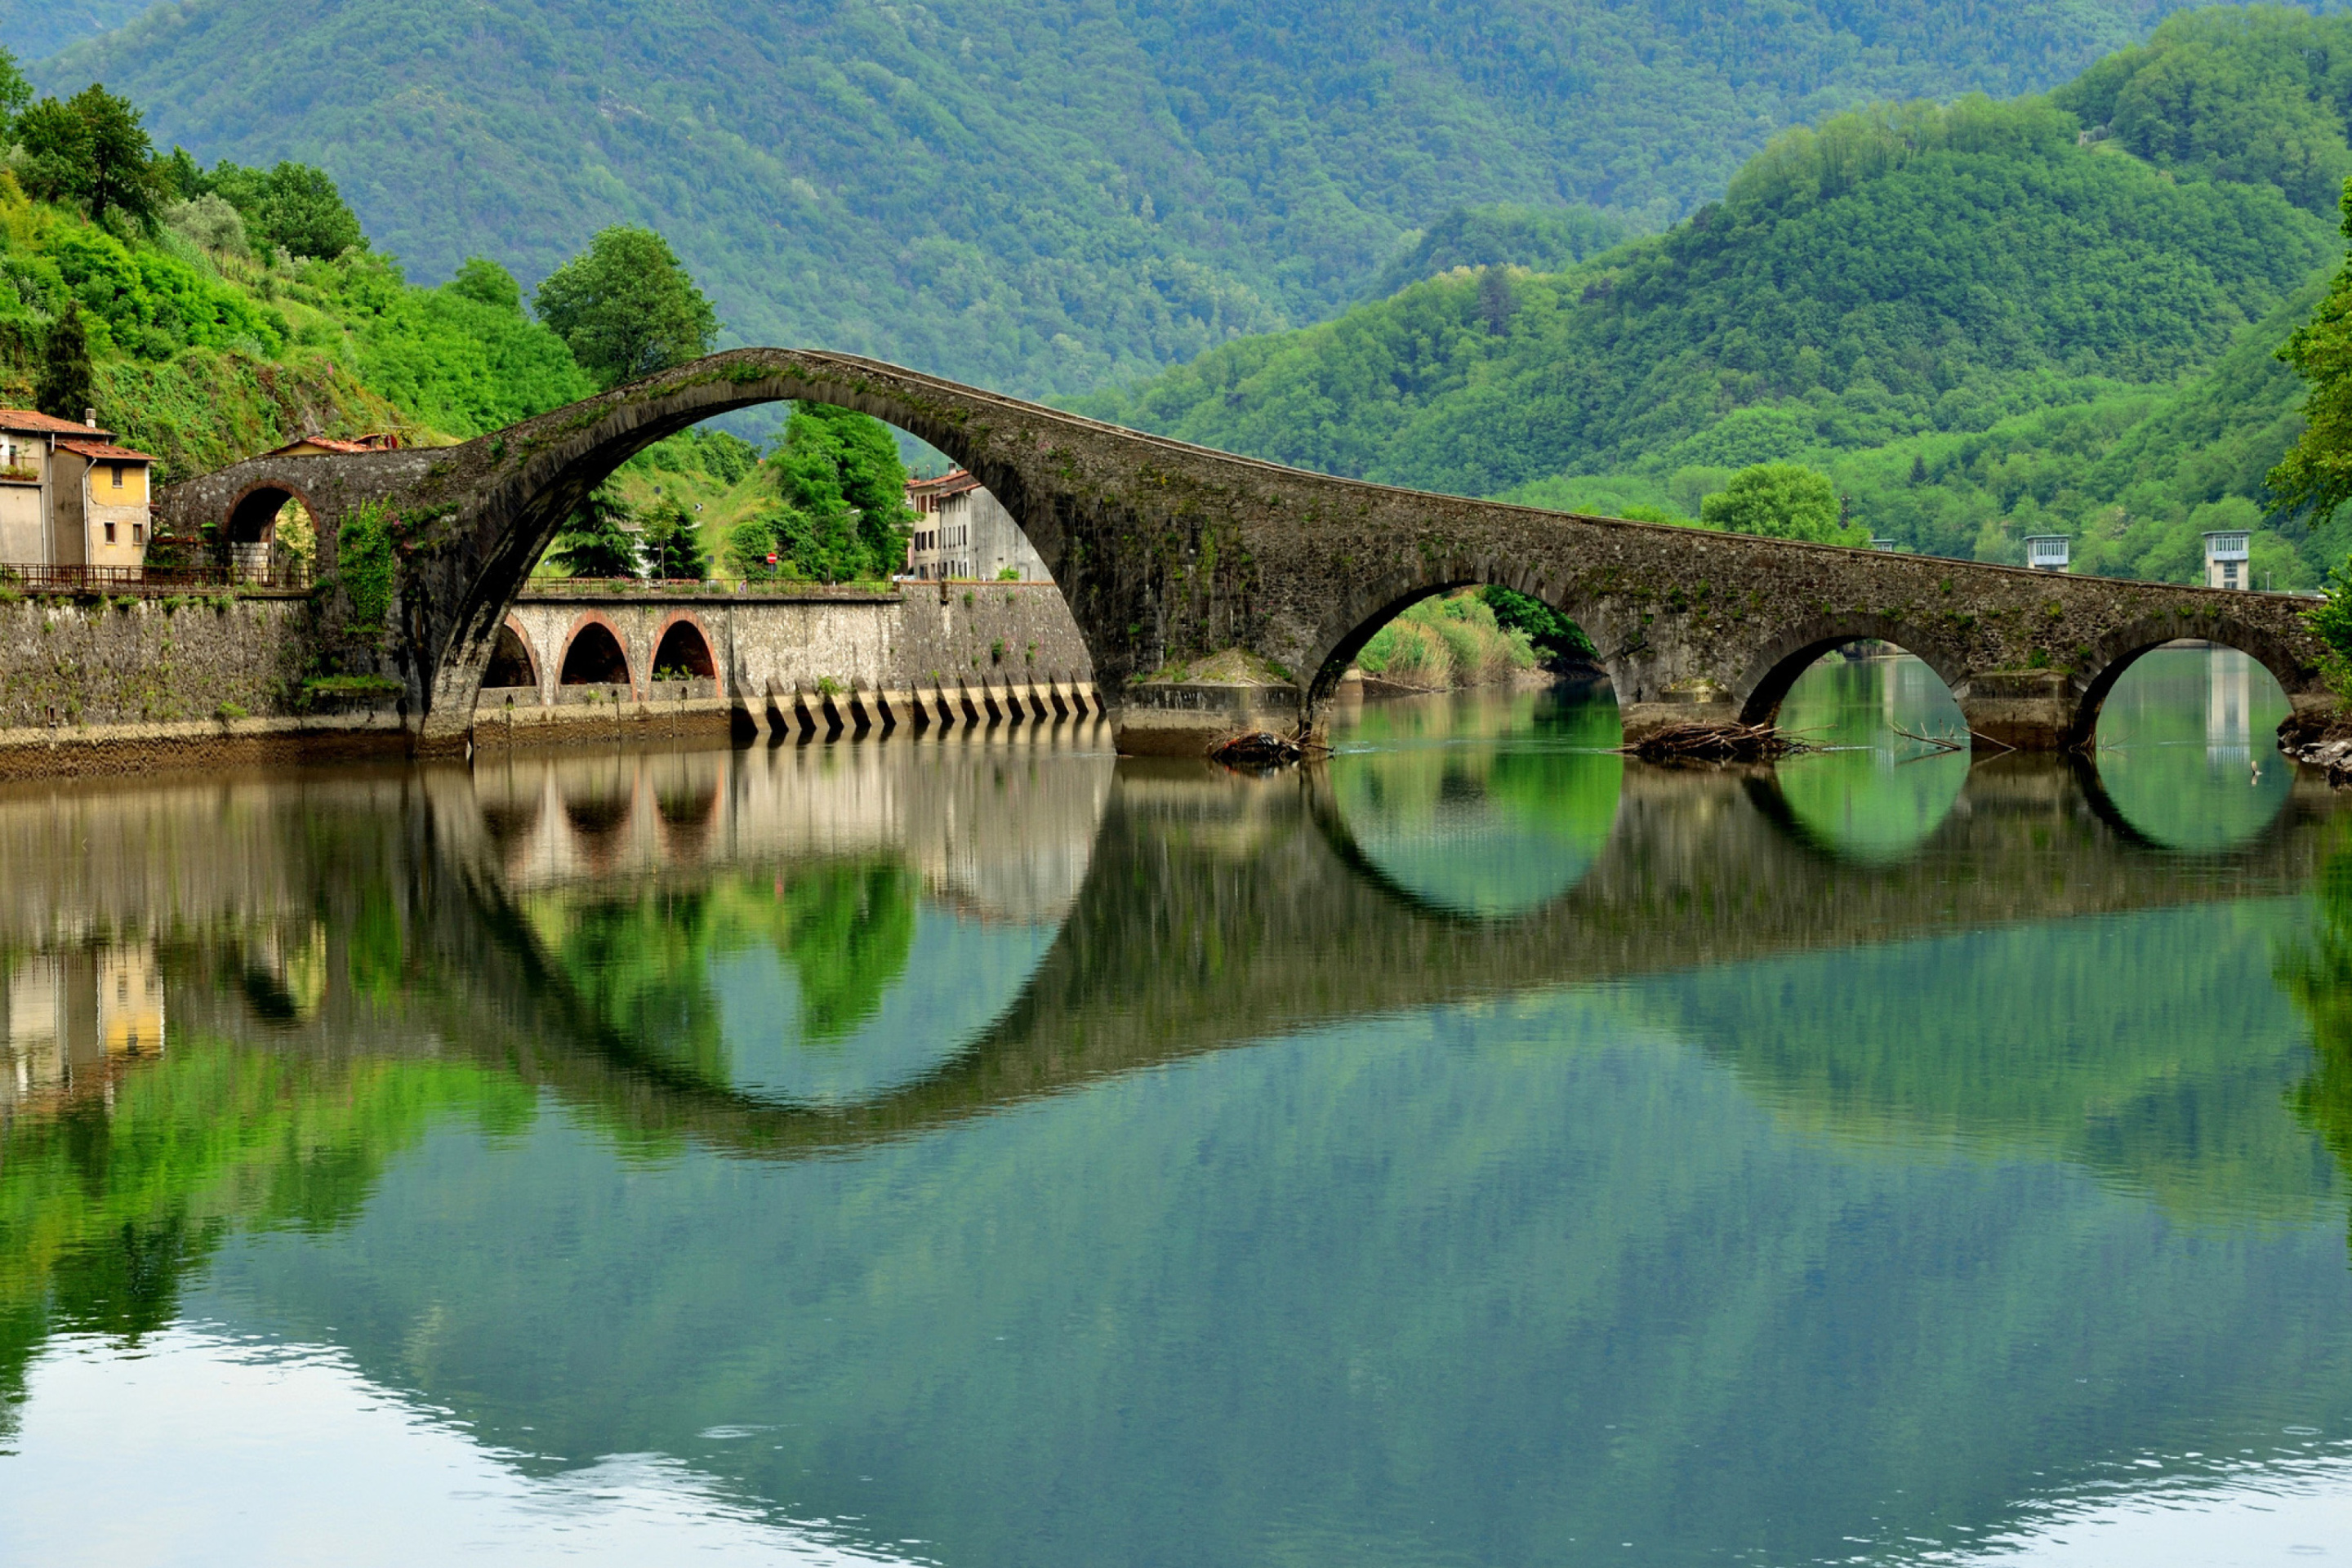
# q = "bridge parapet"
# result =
<box><xmin>155</xmin><ymin>350</ymin><xmax>2339</xmax><ymax>755</ymax></box>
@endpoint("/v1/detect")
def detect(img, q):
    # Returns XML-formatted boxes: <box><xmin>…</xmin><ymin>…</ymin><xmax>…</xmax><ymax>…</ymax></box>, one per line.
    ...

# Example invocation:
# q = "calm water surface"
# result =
<box><xmin>6</xmin><ymin>648</ymin><xmax>2352</xmax><ymax>1566</ymax></box>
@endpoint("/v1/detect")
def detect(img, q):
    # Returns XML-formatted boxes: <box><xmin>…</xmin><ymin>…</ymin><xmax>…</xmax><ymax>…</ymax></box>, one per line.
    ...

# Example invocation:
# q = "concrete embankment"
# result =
<box><xmin>0</xmin><ymin>582</ymin><xmax>1101</xmax><ymax>775</ymax></box>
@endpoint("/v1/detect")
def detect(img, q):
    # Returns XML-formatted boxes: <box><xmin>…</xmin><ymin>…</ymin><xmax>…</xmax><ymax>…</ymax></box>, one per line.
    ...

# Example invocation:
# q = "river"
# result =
<box><xmin>3</xmin><ymin>647</ymin><xmax>2350</xmax><ymax>1566</ymax></box>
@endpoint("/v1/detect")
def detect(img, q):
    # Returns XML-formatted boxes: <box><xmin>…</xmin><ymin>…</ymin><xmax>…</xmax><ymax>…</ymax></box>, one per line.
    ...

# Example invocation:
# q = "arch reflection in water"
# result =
<box><xmin>483</xmin><ymin>740</ymin><xmax>1111</xmax><ymax>1107</ymax></box>
<box><xmin>2092</xmin><ymin>644</ymin><xmax>2294</xmax><ymax>852</ymax></box>
<box><xmin>1325</xmin><ymin>680</ymin><xmax>1624</xmax><ymax>917</ymax></box>
<box><xmin>1768</xmin><ymin>648</ymin><xmax>1970</xmax><ymax>862</ymax></box>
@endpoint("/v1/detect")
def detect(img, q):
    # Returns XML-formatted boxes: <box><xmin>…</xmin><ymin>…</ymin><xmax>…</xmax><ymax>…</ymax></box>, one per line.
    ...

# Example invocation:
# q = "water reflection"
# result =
<box><xmin>1325</xmin><ymin>680</ymin><xmax>1623</xmax><ymax>916</ymax></box>
<box><xmin>2</xmin><ymin>699</ymin><xmax>2352</xmax><ymax>1566</ymax></box>
<box><xmin>2095</xmin><ymin>644</ymin><xmax>2293</xmax><ymax>852</ymax></box>
<box><xmin>1771</xmin><ymin>650</ymin><xmax>1971</xmax><ymax>861</ymax></box>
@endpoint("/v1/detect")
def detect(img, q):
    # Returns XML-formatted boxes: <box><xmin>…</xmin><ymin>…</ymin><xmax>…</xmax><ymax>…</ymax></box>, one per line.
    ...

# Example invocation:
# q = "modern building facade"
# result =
<box><xmin>2024</xmin><ymin>534</ymin><xmax>2071</xmax><ymax>572</ymax></box>
<box><xmin>0</xmin><ymin>408</ymin><xmax>158</xmax><ymax>569</ymax></box>
<box><xmin>2203</xmin><ymin>529</ymin><xmax>2252</xmax><ymax>589</ymax></box>
<box><xmin>904</xmin><ymin>470</ymin><xmax>1051</xmax><ymax>582</ymax></box>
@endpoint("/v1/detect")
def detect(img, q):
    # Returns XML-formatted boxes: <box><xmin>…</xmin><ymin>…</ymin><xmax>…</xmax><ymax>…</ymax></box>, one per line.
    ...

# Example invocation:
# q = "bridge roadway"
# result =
<box><xmin>3</xmin><ymin>746</ymin><xmax>2336</xmax><ymax>1156</ymax></box>
<box><xmin>156</xmin><ymin>351</ymin><xmax>2337</xmax><ymax>756</ymax></box>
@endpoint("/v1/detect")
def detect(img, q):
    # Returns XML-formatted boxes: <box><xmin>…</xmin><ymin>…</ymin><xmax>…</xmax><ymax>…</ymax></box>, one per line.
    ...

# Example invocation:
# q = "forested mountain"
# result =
<box><xmin>1081</xmin><ymin>8</ymin><xmax>2352</xmax><ymax>586</ymax></box>
<box><xmin>38</xmin><ymin>0</ymin><xmax>2235</xmax><ymax>396</ymax></box>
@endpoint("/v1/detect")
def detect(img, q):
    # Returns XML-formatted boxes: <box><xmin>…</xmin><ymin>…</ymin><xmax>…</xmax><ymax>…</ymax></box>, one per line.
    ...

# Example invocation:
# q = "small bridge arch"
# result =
<box><xmin>559</xmin><ymin>615</ymin><xmax>634</xmax><ymax>691</ymax></box>
<box><xmin>2069</xmin><ymin>610</ymin><xmax>2313</xmax><ymax>747</ymax></box>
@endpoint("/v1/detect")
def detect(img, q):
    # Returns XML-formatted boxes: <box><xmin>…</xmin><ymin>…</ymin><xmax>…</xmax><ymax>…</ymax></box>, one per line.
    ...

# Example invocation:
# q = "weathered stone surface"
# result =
<box><xmin>155</xmin><ymin>349</ymin><xmax>2338</xmax><ymax>756</ymax></box>
<box><xmin>0</xmin><ymin>592</ymin><xmax>322</xmax><ymax>729</ymax></box>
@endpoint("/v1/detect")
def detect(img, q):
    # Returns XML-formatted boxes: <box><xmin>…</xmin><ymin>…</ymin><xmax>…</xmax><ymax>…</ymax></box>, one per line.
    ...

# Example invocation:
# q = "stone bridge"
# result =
<box><xmin>157</xmin><ymin>350</ymin><xmax>2337</xmax><ymax>755</ymax></box>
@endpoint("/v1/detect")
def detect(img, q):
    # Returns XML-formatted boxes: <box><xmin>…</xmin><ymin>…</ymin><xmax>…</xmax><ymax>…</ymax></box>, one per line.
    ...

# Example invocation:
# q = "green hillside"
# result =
<box><xmin>1082</xmin><ymin>8</ymin><xmax>2352</xmax><ymax>586</ymax></box>
<box><xmin>39</xmin><ymin>0</ymin><xmax>2243</xmax><ymax>397</ymax></box>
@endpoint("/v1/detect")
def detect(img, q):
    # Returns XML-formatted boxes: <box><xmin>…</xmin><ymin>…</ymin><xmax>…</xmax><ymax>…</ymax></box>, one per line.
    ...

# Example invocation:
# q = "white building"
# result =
<box><xmin>2024</xmin><ymin>535</ymin><xmax>2070</xmax><ymax>572</ymax></box>
<box><xmin>2203</xmin><ymin>529</ymin><xmax>2251</xmax><ymax>590</ymax></box>
<box><xmin>904</xmin><ymin>471</ymin><xmax>1050</xmax><ymax>582</ymax></box>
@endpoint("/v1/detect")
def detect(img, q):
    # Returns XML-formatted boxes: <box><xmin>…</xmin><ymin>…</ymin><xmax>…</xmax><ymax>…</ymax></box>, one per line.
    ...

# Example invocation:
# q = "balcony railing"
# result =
<box><xmin>0</xmin><ymin>561</ymin><xmax>312</xmax><ymax>595</ymax></box>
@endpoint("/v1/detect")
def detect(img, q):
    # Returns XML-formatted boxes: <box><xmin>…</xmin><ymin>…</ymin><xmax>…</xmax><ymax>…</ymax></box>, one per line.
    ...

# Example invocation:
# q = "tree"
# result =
<box><xmin>0</xmin><ymin>47</ymin><xmax>30</xmax><ymax>140</ymax></box>
<box><xmin>16</xmin><ymin>98</ymin><xmax>93</xmax><ymax>208</ymax></box>
<box><xmin>15</xmin><ymin>86</ymin><xmax>163</xmax><ymax>230</ymax></box>
<box><xmin>534</xmin><ymin>227</ymin><xmax>718</xmax><ymax>389</ymax></box>
<box><xmin>763</xmin><ymin>403</ymin><xmax>914</xmax><ymax>581</ymax></box>
<box><xmin>69</xmin><ymin>86</ymin><xmax>162</xmax><ymax>229</ymax></box>
<box><xmin>1700</xmin><ymin>464</ymin><xmax>1860</xmax><ymax>543</ymax></box>
<box><xmin>207</xmin><ymin>160</ymin><xmax>366</xmax><ymax>259</ymax></box>
<box><xmin>2272</xmin><ymin>181</ymin><xmax>2352</xmax><ymax>524</ymax></box>
<box><xmin>36</xmin><ymin>305</ymin><xmax>92</xmax><ymax>423</ymax></box>
<box><xmin>546</xmin><ymin>487</ymin><xmax>641</xmax><ymax>578</ymax></box>
<box><xmin>639</xmin><ymin>498</ymin><xmax>710</xmax><ymax>580</ymax></box>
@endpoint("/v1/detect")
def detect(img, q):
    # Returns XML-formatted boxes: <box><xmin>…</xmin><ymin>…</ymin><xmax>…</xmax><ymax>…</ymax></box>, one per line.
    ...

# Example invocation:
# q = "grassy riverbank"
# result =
<box><xmin>1356</xmin><ymin>592</ymin><xmax>1539</xmax><ymax>690</ymax></box>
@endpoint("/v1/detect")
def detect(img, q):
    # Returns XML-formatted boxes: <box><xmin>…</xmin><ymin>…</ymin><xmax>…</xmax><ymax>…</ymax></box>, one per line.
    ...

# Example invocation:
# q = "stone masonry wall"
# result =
<box><xmin>0</xmin><ymin>584</ymin><xmax>1099</xmax><ymax>770</ymax></box>
<box><xmin>0</xmin><ymin>594</ymin><xmax>314</xmax><ymax>728</ymax></box>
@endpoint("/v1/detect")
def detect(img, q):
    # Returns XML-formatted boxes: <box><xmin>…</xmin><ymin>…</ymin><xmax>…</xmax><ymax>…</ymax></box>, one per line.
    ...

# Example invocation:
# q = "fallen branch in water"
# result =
<box><xmin>1211</xmin><ymin>730</ymin><xmax>1329</xmax><ymax>770</ymax></box>
<box><xmin>1619</xmin><ymin>720</ymin><xmax>1810</xmax><ymax>763</ymax></box>
<box><xmin>1890</xmin><ymin>721</ymin><xmax>1967</xmax><ymax>754</ymax></box>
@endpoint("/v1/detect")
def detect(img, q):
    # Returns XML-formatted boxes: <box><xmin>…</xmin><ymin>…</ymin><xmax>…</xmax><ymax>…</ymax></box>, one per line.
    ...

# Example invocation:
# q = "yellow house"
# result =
<box><xmin>0</xmin><ymin>408</ymin><xmax>158</xmax><ymax>569</ymax></box>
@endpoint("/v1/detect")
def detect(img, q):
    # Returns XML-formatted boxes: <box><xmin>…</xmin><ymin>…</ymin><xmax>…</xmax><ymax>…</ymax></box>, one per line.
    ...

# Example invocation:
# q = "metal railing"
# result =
<box><xmin>0</xmin><ymin>562</ymin><xmax>312</xmax><ymax>595</ymax></box>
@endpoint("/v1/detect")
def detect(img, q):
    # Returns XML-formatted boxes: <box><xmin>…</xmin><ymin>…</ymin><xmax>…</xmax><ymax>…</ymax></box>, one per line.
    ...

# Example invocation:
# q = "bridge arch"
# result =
<box><xmin>1301</xmin><ymin>560</ymin><xmax>1610</xmax><ymax>704</ymax></box>
<box><xmin>223</xmin><ymin>480</ymin><xmax>319</xmax><ymax>577</ymax></box>
<box><xmin>482</xmin><ymin>618</ymin><xmax>539</xmax><ymax>691</ymax></box>
<box><xmin>651</xmin><ymin>612</ymin><xmax>720</xmax><ymax>691</ymax></box>
<box><xmin>2069</xmin><ymin>610</ymin><xmax>2318</xmax><ymax>747</ymax></box>
<box><xmin>559</xmin><ymin>614</ymin><xmax>634</xmax><ymax>691</ymax></box>
<box><xmin>1734</xmin><ymin>613</ymin><xmax>1970</xmax><ymax>728</ymax></box>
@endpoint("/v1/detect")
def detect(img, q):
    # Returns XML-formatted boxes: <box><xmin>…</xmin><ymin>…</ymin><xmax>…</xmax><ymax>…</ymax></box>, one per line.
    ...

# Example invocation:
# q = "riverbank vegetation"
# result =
<box><xmin>1082</xmin><ymin>9</ymin><xmax>2352</xmax><ymax>590</ymax></box>
<box><xmin>1356</xmin><ymin>591</ymin><xmax>1539</xmax><ymax>689</ymax></box>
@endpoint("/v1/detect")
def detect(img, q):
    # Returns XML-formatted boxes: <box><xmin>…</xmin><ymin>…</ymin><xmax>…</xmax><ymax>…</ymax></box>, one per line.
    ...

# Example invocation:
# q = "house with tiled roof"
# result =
<box><xmin>903</xmin><ymin>470</ymin><xmax>1050</xmax><ymax>582</ymax></box>
<box><xmin>0</xmin><ymin>409</ymin><xmax>158</xmax><ymax>570</ymax></box>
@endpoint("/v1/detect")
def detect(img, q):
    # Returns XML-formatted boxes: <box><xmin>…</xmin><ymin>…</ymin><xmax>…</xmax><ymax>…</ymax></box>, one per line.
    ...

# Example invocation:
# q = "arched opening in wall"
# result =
<box><xmin>224</xmin><ymin>486</ymin><xmax>303</xmax><ymax>581</ymax></box>
<box><xmin>1320</xmin><ymin>585</ymin><xmax>1622</xmax><ymax>918</ymax></box>
<box><xmin>559</xmin><ymin>622</ymin><xmax>631</xmax><ymax>687</ymax></box>
<box><xmin>2087</xmin><ymin>639</ymin><xmax>2293</xmax><ymax>851</ymax></box>
<box><xmin>1748</xmin><ymin>636</ymin><xmax>1968</xmax><ymax>862</ymax></box>
<box><xmin>651</xmin><ymin>620</ymin><xmax>718</xmax><ymax>684</ymax></box>
<box><xmin>483</xmin><ymin>624</ymin><xmax>538</xmax><ymax>692</ymax></box>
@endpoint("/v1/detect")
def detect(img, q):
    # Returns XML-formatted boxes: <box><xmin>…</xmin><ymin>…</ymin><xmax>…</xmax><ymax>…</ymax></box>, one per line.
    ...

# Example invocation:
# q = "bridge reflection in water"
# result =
<box><xmin>6</xmin><ymin>679</ymin><xmax>2352</xmax><ymax>1566</ymax></box>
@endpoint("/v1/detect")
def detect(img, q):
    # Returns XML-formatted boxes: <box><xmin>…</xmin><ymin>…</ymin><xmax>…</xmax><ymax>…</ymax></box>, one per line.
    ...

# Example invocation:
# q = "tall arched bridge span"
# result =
<box><xmin>158</xmin><ymin>350</ymin><xmax>2336</xmax><ymax>755</ymax></box>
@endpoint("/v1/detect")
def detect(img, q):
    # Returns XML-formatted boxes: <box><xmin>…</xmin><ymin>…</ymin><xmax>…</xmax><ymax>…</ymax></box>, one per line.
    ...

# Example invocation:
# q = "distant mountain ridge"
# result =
<box><xmin>1077</xmin><ymin>8</ymin><xmax>2352</xmax><ymax>589</ymax></box>
<box><xmin>34</xmin><ymin>0</ymin><xmax>2242</xmax><ymax>396</ymax></box>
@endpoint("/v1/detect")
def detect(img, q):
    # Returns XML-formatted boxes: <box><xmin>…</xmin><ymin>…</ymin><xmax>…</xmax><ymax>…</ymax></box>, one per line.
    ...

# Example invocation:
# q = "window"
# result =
<box><xmin>104</xmin><ymin>521</ymin><xmax>116</xmax><ymax>543</ymax></box>
<box><xmin>132</xmin><ymin>523</ymin><xmax>144</xmax><ymax>546</ymax></box>
<box><xmin>2223</xmin><ymin>561</ymin><xmax>2239</xmax><ymax>582</ymax></box>
<box><xmin>109</xmin><ymin>463</ymin><xmax>123</xmax><ymax>489</ymax></box>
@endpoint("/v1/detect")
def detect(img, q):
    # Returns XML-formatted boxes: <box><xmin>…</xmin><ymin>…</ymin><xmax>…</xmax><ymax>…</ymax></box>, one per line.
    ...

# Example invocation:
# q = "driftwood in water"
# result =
<box><xmin>1620</xmin><ymin>720</ymin><xmax>1807</xmax><ymax>763</ymax></box>
<box><xmin>1212</xmin><ymin>730</ymin><xmax>1311</xmax><ymax>769</ymax></box>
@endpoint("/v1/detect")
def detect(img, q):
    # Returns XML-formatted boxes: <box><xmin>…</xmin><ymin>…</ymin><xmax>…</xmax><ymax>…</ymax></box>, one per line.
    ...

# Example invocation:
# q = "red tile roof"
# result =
<box><xmin>58</xmin><ymin>439</ymin><xmax>158</xmax><ymax>463</ymax></box>
<box><xmin>906</xmin><ymin>469</ymin><xmax>979</xmax><ymax>496</ymax></box>
<box><xmin>0</xmin><ymin>408</ymin><xmax>112</xmax><ymax>438</ymax></box>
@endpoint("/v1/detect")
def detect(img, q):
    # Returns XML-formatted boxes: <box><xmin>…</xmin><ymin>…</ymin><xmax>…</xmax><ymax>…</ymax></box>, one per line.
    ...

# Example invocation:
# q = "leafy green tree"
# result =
<box><xmin>16</xmin><ymin>86</ymin><xmax>164</xmax><ymax>229</ymax></box>
<box><xmin>0</xmin><ymin>47</ymin><xmax>31</xmax><ymax>139</ymax></box>
<box><xmin>546</xmin><ymin>486</ymin><xmax>641</xmax><ymax>578</ymax></box>
<box><xmin>74</xmin><ymin>86</ymin><xmax>162</xmax><ymax>229</ymax></box>
<box><xmin>760</xmin><ymin>403</ymin><xmax>915</xmax><ymax>581</ymax></box>
<box><xmin>1700</xmin><ymin>464</ymin><xmax>1857</xmax><ymax>543</ymax></box>
<box><xmin>207</xmin><ymin>160</ymin><xmax>366</xmax><ymax>259</ymax></box>
<box><xmin>639</xmin><ymin>498</ymin><xmax>710</xmax><ymax>580</ymax></box>
<box><xmin>16</xmin><ymin>97</ymin><xmax>94</xmax><ymax>208</ymax></box>
<box><xmin>36</xmin><ymin>305</ymin><xmax>92</xmax><ymax>422</ymax></box>
<box><xmin>2270</xmin><ymin>183</ymin><xmax>2352</xmax><ymax>526</ymax></box>
<box><xmin>1479</xmin><ymin>586</ymin><xmax>1596</xmax><ymax>661</ymax></box>
<box><xmin>534</xmin><ymin>227</ymin><xmax>718</xmax><ymax>390</ymax></box>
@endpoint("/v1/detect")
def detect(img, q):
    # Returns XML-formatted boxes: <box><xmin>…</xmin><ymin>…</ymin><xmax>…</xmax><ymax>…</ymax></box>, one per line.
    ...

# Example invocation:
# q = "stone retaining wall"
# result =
<box><xmin>0</xmin><ymin>584</ymin><xmax>1102</xmax><ymax>771</ymax></box>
